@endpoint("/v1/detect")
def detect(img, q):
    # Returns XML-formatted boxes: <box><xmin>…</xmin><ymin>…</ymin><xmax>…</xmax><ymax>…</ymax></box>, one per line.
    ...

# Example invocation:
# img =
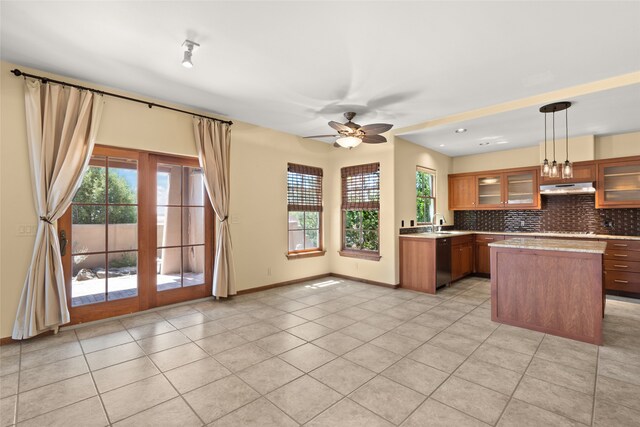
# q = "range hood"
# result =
<box><xmin>539</xmin><ymin>182</ymin><xmax>596</xmax><ymax>195</ymax></box>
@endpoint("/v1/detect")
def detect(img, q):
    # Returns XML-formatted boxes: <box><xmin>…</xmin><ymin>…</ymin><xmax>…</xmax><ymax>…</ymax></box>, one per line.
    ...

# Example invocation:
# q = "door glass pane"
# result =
<box><xmin>157</xmin><ymin>248</ymin><xmax>182</xmax><ymax>291</ymax></box>
<box><xmin>71</xmin><ymin>253</ymin><xmax>106</xmax><ymax>307</ymax></box>
<box><xmin>73</xmin><ymin>158</ymin><xmax>106</xmax><ymax>204</ymax></box>
<box><xmin>108</xmin><ymin>158</ymin><xmax>138</xmax><ymax>204</ymax></box>
<box><xmin>478</xmin><ymin>176</ymin><xmax>501</xmax><ymax>205</ymax></box>
<box><xmin>183</xmin><ymin>246</ymin><xmax>205</xmax><ymax>287</ymax></box>
<box><xmin>107</xmin><ymin>252</ymin><xmax>138</xmax><ymax>301</ymax></box>
<box><xmin>158</xmin><ymin>164</ymin><xmax>182</xmax><ymax>205</ymax></box>
<box><xmin>183</xmin><ymin>167</ymin><xmax>205</xmax><ymax>206</ymax></box>
<box><xmin>108</xmin><ymin>206</ymin><xmax>137</xmax><ymax>251</ymax></box>
<box><xmin>72</xmin><ymin>205</ymin><xmax>105</xmax><ymax>254</ymax></box>
<box><xmin>157</xmin><ymin>206</ymin><xmax>181</xmax><ymax>247</ymax></box>
<box><xmin>507</xmin><ymin>173</ymin><xmax>534</xmax><ymax>205</ymax></box>
<box><xmin>183</xmin><ymin>207</ymin><xmax>205</xmax><ymax>245</ymax></box>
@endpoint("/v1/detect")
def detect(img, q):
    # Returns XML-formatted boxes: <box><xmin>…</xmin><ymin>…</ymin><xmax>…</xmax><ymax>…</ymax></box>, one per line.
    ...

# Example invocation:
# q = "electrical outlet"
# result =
<box><xmin>355</xmin><ymin>262</ymin><xmax>359</xmax><ymax>272</ymax></box>
<box><xmin>267</xmin><ymin>267</ymin><xmax>272</xmax><ymax>276</ymax></box>
<box><xmin>520</xmin><ymin>220</ymin><xmax>525</xmax><ymax>227</ymax></box>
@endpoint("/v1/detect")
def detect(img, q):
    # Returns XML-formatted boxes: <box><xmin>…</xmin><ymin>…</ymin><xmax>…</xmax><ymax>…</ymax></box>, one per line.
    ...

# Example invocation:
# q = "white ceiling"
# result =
<box><xmin>399</xmin><ymin>84</ymin><xmax>640</xmax><ymax>157</ymax></box>
<box><xmin>1</xmin><ymin>1</ymin><xmax>639</xmax><ymax>156</ymax></box>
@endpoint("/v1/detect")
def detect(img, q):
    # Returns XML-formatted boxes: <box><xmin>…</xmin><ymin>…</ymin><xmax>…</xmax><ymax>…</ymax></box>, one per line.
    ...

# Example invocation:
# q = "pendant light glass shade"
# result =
<box><xmin>550</xmin><ymin>160</ymin><xmax>559</xmax><ymax>178</ymax></box>
<box><xmin>541</xmin><ymin>159</ymin><xmax>550</xmax><ymax>176</ymax></box>
<box><xmin>562</xmin><ymin>160</ymin><xmax>573</xmax><ymax>179</ymax></box>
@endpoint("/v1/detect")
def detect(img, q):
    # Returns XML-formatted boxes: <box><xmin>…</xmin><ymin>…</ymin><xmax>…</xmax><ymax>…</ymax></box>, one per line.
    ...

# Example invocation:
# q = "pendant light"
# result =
<box><xmin>541</xmin><ymin>113</ymin><xmax>550</xmax><ymax>176</ymax></box>
<box><xmin>562</xmin><ymin>106</ymin><xmax>573</xmax><ymax>178</ymax></box>
<box><xmin>539</xmin><ymin>101</ymin><xmax>572</xmax><ymax>179</ymax></box>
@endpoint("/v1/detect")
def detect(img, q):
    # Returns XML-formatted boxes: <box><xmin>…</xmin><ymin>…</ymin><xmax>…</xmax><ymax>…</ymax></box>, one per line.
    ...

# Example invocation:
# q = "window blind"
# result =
<box><xmin>341</xmin><ymin>163</ymin><xmax>380</xmax><ymax>210</ymax></box>
<box><xmin>287</xmin><ymin>163</ymin><xmax>323</xmax><ymax>212</ymax></box>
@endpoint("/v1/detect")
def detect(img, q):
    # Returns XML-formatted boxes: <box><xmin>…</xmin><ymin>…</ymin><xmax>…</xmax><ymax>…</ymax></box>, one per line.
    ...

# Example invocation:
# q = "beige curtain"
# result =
<box><xmin>193</xmin><ymin>118</ymin><xmax>236</xmax><ymax>297</ymax></box>
<box><xmin>13</xmin><ymin>80</ymin><xmax>103</xmax><ymax>339</ymax></box>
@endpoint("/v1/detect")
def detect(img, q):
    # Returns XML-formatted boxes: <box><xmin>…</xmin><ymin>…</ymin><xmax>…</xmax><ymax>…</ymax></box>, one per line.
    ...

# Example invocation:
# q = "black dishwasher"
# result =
<box><xmin>436</xmin><ymin>238</ymin><xmax>451</xmax><ymax>288</ymax></box>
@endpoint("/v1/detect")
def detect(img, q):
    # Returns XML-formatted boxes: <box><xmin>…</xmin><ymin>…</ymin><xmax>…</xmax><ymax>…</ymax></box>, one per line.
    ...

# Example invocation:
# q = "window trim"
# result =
<box><xmin>340</xmin><ymin>163</ymin><xmax>381</xmax><ymax>260</ymax></box>
<box><xmin>287</xmin><ymin>163</ymin><xmax>323</xmax><ymax>256</ymax></box>
<box><xmin>416</xmin><ymin>166</ymin><xmax>436</xmax><ymax>225</ymax></box>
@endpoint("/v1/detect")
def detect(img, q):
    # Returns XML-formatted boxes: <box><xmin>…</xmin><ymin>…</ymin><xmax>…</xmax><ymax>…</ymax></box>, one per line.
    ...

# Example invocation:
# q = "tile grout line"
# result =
<box><xmin>78</xmin><ymin>327</ymin><xmax>117</xmax><ymax>426</ymax></box>
<box><xmin>492</xmin><ymin>331</ymin><xmax>546</xmax><ymax>426</ymax></box>
<box><xmin>591</xmin><ymin>345</ymin><xmax>600</xmax><ymax>426</ymax></box>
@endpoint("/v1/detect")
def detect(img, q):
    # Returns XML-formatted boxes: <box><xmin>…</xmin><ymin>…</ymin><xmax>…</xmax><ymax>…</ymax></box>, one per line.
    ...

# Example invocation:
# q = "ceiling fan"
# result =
<box><xmin>305</xmin><ymin>112</ymin><xmax>394</xmax><ymax>148</ymax></box>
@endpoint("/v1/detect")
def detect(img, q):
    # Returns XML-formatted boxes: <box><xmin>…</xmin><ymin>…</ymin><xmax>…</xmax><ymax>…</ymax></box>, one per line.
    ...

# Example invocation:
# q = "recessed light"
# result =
<box><xmin>479</xmin><ymin>142</ymin><xmax>490</xmax><ymax>146</ymax></box>
<box><xmin>495</xmin><ymin>141</ymin><xmax>509</xmax><ymax>145</ymax></box>
<box><xmin>439</xmin><ymin>144</ymin><xmax>445</xmax><ymax>147</ymax></box>
<box><xmin>455</xmin><ymin>128</ymin><xmax>467</xmax><ymax>134</ymax></box>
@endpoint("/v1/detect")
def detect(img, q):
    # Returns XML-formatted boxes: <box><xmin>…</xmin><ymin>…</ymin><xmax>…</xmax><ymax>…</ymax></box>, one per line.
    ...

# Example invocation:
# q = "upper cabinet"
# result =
<box><xmin>449</xmin><ymin>168</ymin><xmax>540</xmax><ymax>211</ymax></box>
<box><xmin>597</xmin><ymin>157</ymin><xmax>640</xmax><ymax>208</ymax></box>
<box><xmin>541</xmin><ymin>162</ymin><xmax>596</xmax><ymax>185</ymax></box>
<box><xmin>449</xmin><ymin>175</ymin><xmax>476</xmax><ymax>210</ymax></box>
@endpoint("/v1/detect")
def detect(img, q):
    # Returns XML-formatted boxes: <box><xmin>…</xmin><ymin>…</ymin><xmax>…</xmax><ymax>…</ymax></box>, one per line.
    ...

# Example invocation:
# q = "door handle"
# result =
<box><xmin>59</xmin><ymin>230</ymin><xmax>67</xmax><ymax>256</ymax></box>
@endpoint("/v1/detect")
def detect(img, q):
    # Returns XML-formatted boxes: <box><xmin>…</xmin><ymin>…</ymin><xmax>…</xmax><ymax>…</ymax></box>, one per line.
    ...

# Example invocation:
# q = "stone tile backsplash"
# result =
<box><xmin>454</xmin><ymin>194</ymin><xmax>640</xmax><ymax>236</ymax></box>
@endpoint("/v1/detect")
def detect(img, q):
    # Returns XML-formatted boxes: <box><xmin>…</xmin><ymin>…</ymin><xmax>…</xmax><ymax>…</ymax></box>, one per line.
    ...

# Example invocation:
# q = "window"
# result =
<box><xmin>61</xmin><ymin>146</ymin><xmax>214</xmax><ymax>323</ymax></box>
<box><xmin>416</xmin><ymin>166</ymin><xmax>436</xmax><ymax>224</ymax></box>
<box><xmin>287</xmin><ymin>163</ymin><xmax>323</xmax><ymax>257</ymax></box>
<box><xmin>341</xmin><ymin>163</ymin><xmax>381</xmax><ymax>260</ymax></box>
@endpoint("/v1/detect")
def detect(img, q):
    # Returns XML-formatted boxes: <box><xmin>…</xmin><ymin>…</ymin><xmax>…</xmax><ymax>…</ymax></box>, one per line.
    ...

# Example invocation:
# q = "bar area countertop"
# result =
<box><xmin>488</xmin><ymin>238</ymin><xmax>607</xmax><ymax>254</ymax></box>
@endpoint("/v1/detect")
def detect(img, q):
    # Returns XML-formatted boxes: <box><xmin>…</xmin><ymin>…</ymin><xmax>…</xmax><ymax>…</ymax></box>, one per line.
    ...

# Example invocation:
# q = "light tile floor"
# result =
<box><xmin>2</xmin><ymin>276</ymin><xmax>640</xmax><ymax>426</ymax></box>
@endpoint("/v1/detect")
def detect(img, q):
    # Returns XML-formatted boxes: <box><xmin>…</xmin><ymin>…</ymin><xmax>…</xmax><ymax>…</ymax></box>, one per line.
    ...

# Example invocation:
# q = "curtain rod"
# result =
<box><xmin>10</xmin><ymin>68</ymin><xmax>233</xmax><ymax>126</ymax></box>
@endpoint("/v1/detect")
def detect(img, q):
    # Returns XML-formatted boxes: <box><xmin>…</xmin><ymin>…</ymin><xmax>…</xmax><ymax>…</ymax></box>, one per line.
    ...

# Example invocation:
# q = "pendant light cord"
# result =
<box><xmin>565</xmin><ymin>108</ymin><xmax>569</xmax><ymax>161</ymax></box>
<box><xmin>544</xmin><ymin>113</ymin><xmax>547</xmax><ymax>159</ymax></box>
<box><xmin>552</xmin><ymin>111</ymin><xmax>556</xmax><ymax>161</ymax></box>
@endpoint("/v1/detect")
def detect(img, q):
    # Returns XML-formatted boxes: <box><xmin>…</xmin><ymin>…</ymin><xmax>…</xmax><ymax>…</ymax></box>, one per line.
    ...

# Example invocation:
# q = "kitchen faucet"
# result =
<box><xmin>433</xmin><ymin>213</ymin><xmax>446</xmax><ymax>232</ymax></box>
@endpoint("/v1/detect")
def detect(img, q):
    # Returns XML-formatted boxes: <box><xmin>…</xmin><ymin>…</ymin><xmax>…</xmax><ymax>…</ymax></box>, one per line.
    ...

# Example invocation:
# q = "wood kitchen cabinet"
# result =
<box><xmin>451</xmin><ymin>235</ymin><xmax>473</xmax><ymax>281</ymax></box>
<box><xmin>449</xmin><ymin>167</ymin><xmax>539</xmax><ymax>210</ymax></box>
<box><xmin>596</xmin><ymin>156</ymin><xmax>640</xmax><ymax>209</ymax></box>
<box><xmin>541</xmin><ymin>161</ymin><xmax>596</xmax><ymax>184</ymax></box>
<box><xmin>448</xmin><ymin>175</ymin><xmax>476</xmax><ymax>210</ymax></box>
<box><xmin>399</xmin><ymin>237</ymin><xmax>437</xmax><ymax>293</ymax></box>
<box><xmin>603</xmin><ymin>239</ymin><xmax>640</xmax><ymax>295</ymax></box>
<box><xmin>474</xmin><ymin>234</ymin><xmax>504</xmax><ymax>275</ymax></box>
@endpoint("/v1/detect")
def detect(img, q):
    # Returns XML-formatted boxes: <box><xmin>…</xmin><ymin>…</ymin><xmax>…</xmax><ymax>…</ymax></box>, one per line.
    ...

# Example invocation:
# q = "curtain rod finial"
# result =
<box><xmin>11</xmin><ymin>69</ymin><xmax>22</xmax><ymax>77</ymax></box>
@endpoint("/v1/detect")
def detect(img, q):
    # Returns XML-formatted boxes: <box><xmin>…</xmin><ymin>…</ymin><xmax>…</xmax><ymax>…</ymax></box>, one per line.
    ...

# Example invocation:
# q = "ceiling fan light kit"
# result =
<box><xmin>305</xmin><ymin>112</ymin><xmax>393</xmax><ymax>149</ymax></box>
<box><xmin>539</xmin><ymin>101</ymin><xmax>572</xmax><ymax>179</ymax></box>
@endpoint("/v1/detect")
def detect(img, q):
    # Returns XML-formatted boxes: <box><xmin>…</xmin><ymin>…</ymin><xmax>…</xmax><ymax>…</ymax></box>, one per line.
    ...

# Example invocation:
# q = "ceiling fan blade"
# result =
<box><xmin>361</xmin><ymin>134</ymin><xmax>387</xmax><ymax>144</ymax></box>
<box><xmin>328</xmin><ymin>121</ymin><xmax>353</xmax><ymax>133</ymax></box>
<box><xmin>360</xmin><ymin>123</ymin><xmax>394</xmax><ymax>135</ymax></box>
<box><xmin>304</xmin><ymin>134</ymin><xmax>339</xmax><ymax>138</ymax></box>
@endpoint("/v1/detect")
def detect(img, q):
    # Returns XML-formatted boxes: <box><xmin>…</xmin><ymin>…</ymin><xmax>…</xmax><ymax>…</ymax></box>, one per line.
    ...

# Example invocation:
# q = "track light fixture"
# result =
<box><xmin>182</xmin><ymin>40</ymin><xmax>200</xmax><ymax>68</ymax></box>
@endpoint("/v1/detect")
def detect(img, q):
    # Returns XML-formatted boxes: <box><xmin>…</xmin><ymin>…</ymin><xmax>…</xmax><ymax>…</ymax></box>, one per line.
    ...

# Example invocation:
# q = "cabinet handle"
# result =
<box><xmin>614</xmin><ymin>280</ymin><xmax>629</xmax><ymax>284</ymax></box>
<box><xmin>485</xmin><ymin>238</ymin><xmax>494</xmax><ymax>241</ymax></box>
<box><xmin>613</xmin><ymin>265</ymin><xmax>629</xmax><ymax>268</ymax></box>
<box><xmin>613</xmin><ymin>244</ymin><xmax>628</xmax><ymax>247</ymax></box>
<box><xmin>613</xmin><ymin>254</ymin><xmax>628</xmax><ymax>257</ymax></box>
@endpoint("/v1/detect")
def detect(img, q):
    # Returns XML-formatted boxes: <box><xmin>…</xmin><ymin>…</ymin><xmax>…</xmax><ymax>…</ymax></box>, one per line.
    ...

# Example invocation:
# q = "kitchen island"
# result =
<box><xmin>489</xmin><ymin>238</ymin><xmax>607</xmax><ymax>345</ymax></box>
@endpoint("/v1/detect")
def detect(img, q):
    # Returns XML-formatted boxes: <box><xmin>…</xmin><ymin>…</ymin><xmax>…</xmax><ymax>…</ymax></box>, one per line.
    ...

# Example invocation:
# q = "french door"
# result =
<box><xmin>60</xmin><ymin>146</ymin><xmax>213</xmax><ymax>324</ymax></box>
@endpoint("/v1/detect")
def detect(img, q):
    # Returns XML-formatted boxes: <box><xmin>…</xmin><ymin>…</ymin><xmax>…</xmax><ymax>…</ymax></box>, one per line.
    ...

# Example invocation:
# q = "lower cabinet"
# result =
<box><xmin>603</xmin><ymin>239</ymin><xmax>640</xmax><ymax>295</ymax></box>
<box><xmin>399</xmin><ymin>237</ymin><xmax>437</xmax><ymax>294</ymax></box>
<box><xmin>474</xmin><ymin>234</ymin><xmax>504</xmax><ymax>275</ymax></box>
<box><xmin>452</xmin><ymin>235</ymin><xmax>473</xmax><ymax>281</ymax></box>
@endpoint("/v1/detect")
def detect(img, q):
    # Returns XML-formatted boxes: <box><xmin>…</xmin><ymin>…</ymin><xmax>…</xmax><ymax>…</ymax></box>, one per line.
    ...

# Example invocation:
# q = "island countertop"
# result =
<box><xmin>489</xmin><ymin>238</ymin><xmax>607</xmax><ymax>254</ymax></box>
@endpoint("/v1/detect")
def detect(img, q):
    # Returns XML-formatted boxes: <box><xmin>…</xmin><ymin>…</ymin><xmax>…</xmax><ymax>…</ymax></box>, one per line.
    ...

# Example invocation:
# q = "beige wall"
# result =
<box><xmin>452</xmin><ymin>134</ymin><xmax>639</xmax><ymax>174</ymax></box>
<box><xmin>596</xmin><ymin>131</ymin><xmax>640</xmax><ymax>159</ymax></box>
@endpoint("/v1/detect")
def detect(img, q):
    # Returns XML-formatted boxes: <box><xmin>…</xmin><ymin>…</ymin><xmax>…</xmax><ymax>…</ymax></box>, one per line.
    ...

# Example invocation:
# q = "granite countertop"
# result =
<box><xmin>488</xmin><ymin>238</ymin><xmax>607</xmax><ymax>254</ymax></box>
<box><xmin>399</xmin><ymin>230</ymin><xmax>640</xmax><ymax>241</ymax></box>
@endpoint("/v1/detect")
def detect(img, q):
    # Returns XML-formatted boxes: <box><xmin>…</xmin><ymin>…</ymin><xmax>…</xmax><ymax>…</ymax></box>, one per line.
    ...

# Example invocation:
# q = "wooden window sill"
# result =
<box><xmin>338</xmin><ymin>250</ymin><xmax>381</xmax><ymax>261</ymax></box>
<box><xmin>286</xmin><ymin>250</ymin><xmax>326</xmax><ymax>260</ymax></box>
